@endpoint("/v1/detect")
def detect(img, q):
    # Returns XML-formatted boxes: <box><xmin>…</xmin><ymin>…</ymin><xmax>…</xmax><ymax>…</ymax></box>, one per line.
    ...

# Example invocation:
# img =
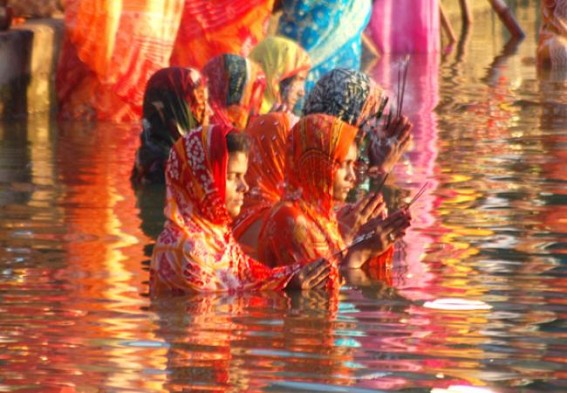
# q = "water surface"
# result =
<box><xmin>1</xmin><ymin>3</ymin><xmax>566</xmax><ymax>392</ymax></box>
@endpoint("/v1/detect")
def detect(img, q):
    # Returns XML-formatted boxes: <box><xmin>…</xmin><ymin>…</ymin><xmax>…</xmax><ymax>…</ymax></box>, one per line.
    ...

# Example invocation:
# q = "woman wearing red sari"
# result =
<box><xmin>202</xmin><ymin>54</ymin><xmax>266</xmax><ymax>130</ymax></box>
<box><xmin>232</xmin><ymin>112</ymin><xmax>292</xmax><ymax>257</ymax></box>
<box><xmin>257</xmin><ymin>114</ymin><xmax>411</xmax><ymax>270</ymax></box>
<box><xmin>170</xmin><ymin>0</ymin><xmax>276</xmax><ymax>70</ymax></box>
<box><xmin>150</xmin><ymin>125</ymin><xmax>335</xmax><ymax>294</ymax></box>
<box><xmin>232</xmin><ymin>37</ymin><xmax>311</xmax><ymax>256</ymax></box>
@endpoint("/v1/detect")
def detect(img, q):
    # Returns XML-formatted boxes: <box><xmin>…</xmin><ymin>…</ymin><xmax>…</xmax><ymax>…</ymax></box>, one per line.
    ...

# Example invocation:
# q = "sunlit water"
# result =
<box><xmin>1</xmin><ymin>3</ymin><xmax>566</xmax><ymax>392</ymax></box>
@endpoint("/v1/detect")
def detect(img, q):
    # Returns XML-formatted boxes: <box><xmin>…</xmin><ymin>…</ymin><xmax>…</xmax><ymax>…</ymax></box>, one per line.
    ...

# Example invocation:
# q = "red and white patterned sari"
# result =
<box><xmin>150</xmin><ymin>125</ymin><xmax>300</xmax><ymax>294</ymax></box>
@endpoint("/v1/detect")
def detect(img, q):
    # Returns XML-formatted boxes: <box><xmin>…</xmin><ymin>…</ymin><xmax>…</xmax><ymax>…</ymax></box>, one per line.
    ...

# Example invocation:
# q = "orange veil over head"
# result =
<box><xmin>258</xmin><ymin>114</ymin><xmax>358</xmax><ymax>268</ymax></box>
<box><xmin>233</xmin><ymin>112</ymin><xmax>294</xmax><ymax>248</ymax></box>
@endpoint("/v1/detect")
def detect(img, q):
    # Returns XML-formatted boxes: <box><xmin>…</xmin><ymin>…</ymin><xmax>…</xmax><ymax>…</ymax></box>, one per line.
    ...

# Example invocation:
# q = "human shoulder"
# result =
<box><xmin>265</xmin><ymin>200</ymin><xmax>306</xmax><ymax>224</ymax></box>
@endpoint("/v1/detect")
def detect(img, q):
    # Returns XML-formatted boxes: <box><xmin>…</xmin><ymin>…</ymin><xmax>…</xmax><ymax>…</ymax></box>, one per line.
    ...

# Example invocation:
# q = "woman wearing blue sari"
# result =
<box><xmin>276</xmin><ymin>0</ymin><xmax>372</xmax><ymax>97</ymax></box>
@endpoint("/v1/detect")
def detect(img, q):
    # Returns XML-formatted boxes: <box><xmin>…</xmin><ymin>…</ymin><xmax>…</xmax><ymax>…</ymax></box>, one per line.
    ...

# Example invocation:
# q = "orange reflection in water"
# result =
<box><xmin>53</xmin><ymin>121</ymin><xmax>161</xmax><ymax>391</ymax></box>
<box><xmin>149</xmin><ymin>290</ymin><xmax>355</xmax><ymax>392</ymax></box>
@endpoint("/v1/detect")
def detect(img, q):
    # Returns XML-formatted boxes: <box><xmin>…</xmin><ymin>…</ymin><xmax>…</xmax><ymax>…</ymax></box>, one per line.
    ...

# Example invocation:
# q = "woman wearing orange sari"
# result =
<box><xmin>202</xmin><ymin>54</ymin><xmax>266</xmax><ymax>130</ymax></box>
<box><xmin>170</xmin><ymin>0</ymin><xmax>276</xmax><ymax>70</ymax></box>
<box><xmin>57</xmin><ymin>0</ymin><xmax>184</xmax><ymax>122</ymax></box>
<box><xmin>302</xmin><ymin>69</ymin><xmax>413</xmax><ymax>275</ymax></box>
<box><xmin>257</xmin><ymin>114</ymin><xmax>411</xmax><ymax>270</ymax></box>
<box><xmin>232</xmin><ymin>112</ymin><xmax>292</xmax><ymax>257</ymax></box>
<box><xmin>232</xmin><ymin>37</ymin><xmax>310</xmax><ymax>255</ymax></box>
<box><xmin>150</xmin><ymin>125</ymin><xmax>336</xmax><ymax>294</ymax></box>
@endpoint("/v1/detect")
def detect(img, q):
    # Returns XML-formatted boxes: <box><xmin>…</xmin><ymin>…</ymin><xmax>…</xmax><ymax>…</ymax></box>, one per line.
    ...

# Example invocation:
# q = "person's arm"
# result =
<box><xmin>337</xmin><ymin>192</ymin><xmax>386</xmax><ymax>244</ymax></box>
<box><xmin>362</xmin><ymin>31</ymin><xmax>381</xmax><ymax>58</ymax></box>
<box><xmin>244</xmin><ymin>253</ymin><xmax>334</xmax><ymax>291</ymax></box>
<box><xmin>459</xmin><ymin>0</ymin><xmax>473</xmax><ymax>26</ymax></box>
<box><xmin>439</xmin><ymin>2</ymin><xmax>457</xmax><ymax>47</ymax></box>
<box><xmin>488</xmin><ymin>0</ymin><xmax>525</xmax><ymax>38</ymax></box>
<box><xmin>273</xmin><ymin>0</ymin><xmax>283</xmax><ymax>12</ymax></box>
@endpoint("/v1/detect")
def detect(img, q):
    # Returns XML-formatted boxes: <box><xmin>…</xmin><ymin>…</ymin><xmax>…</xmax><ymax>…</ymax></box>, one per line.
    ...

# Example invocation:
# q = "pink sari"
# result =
<box><xmin>368</xmin><ymin>0</ymin><xmax>440</xmax><ymax>54</ymax></box>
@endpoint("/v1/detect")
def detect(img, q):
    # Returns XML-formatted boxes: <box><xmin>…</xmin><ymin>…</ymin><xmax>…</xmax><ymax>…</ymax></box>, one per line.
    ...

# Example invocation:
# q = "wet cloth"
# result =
<box><xmin>303</xmin><ymin>68</ymin><xmax>393</xmax><ymax>270</ymax></box>
<box><xmin>257</xmin><ymin>114</ymin><xmax>357</xmax><ymax>268</ymax></box>
<box><xmin>132</xmin><ymin>67</ymin><xmax>209</xmax><ymax>185</ymax></box>
<box><xmin>232</xmin><ymin>112</ymin><xmax>298</xmax><ymax>249</ymax></box>
<box><xmin>538</xmin><ymin>0</ymin><xmax>567</xmax><ymax>69</ymax></box>
<box><xmin>249</xmin><ymin>36</ymin><xmax>311</xmax><ymax>114</ymax></box>
<box><xmin>302</xmin><ymin>68</ymin><xmax>384</xmax><ymax>127</ymax></box>
<box><xmin>202</xmin><ymin>54</ymin><xmax>266</xmax><ymax>130</ymax></box>
<box><xmin>367</xmin><ymin>0</ymin><xmax>440</xmax><ymax>54</ymax></box>
<box><xmin>56</xmin><ymin>0</ymin><xmax>184</xmax><ymax>122</ymax></box>
<box><xmin>150</xmin><ymin>125</ymin><xmax>300</xmax><ymax>294</ymax></box>
<box><xmin>170</xmin><ymin>0</ymin><xmax>275</xmax><ymax>70</ymax></box>
<box><xmin>276</xmin><ymin>0</ymin><xmax>372</xmax><ymax>92</ymax></box>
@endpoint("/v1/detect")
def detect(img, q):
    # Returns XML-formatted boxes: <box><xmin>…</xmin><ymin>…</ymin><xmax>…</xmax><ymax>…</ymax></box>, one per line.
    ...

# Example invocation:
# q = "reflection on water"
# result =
<box><xmin>1</xmin><ymin>2</ymin><xmax>567</xmax><ymax>392</ymax></box>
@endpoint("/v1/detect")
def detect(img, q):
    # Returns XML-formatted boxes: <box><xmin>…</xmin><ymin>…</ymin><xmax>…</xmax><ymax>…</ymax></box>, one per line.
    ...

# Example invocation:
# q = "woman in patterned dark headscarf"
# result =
<box><xmin>202</xmin><ymin>54</ymin><xmax>266</xmax><ymax>130</ymax></box>
<box><xmin>302</xmin><ymin>69</ymin><xmax>414</xmax><ymax>274</ymax></box>
<box><xmin>303</xmin><ymin>67</ymin><xmax>384</xmax><ymax>127</ymax></box>
<box><xmin>132</xmin><ymin>67</ymin><xmax>211</xmax><ymax>186</ymax></box>
<box><xmin>303</xmin><ymin>68</ymin><xmax>412</xmax><ymax>176</ymax></box>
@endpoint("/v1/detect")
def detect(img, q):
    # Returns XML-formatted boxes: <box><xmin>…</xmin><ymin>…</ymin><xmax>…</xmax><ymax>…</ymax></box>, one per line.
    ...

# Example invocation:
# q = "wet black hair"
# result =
<box><xmin>226</xmin><ymin>130</ymin><xmax>251</xmax><ymax>154</ymax></box>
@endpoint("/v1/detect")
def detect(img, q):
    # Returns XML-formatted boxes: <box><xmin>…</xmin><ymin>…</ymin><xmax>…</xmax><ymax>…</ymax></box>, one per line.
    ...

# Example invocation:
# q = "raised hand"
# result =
<box><xmin>337</xmin><ymin>192</ymin><xmax>387</xmax><ymax>244</ymax></box>
<box><xmin>342</xmin><ymin>208</ymin><xmax>412</xmax><ymax>269</ymax></box>
<box><xmin>368</xmin><ymin>115</ymin><xmax>413</xmax><ymax>175</ymax></box>
<box><xmin>288</xmin><ymin>258</ymin><xmax>335</xmax><ymax>290</ymax></box>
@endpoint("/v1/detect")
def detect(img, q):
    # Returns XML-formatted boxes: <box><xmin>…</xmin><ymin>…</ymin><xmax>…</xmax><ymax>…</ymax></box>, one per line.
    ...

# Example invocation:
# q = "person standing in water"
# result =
<box><xmin>150</xmin><ymin>126</ymin><xmax>338</xmax><ymax>294</ymax></box>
